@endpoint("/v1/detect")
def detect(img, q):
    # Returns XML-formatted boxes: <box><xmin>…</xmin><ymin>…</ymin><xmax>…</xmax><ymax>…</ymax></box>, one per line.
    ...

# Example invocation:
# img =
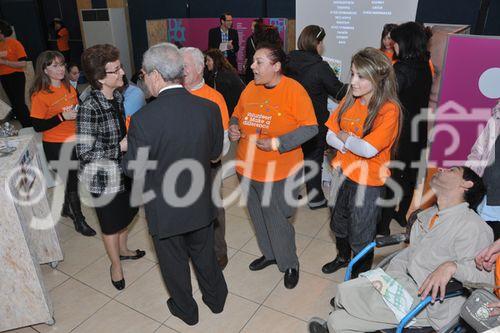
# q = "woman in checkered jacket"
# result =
<box><xmin>77</xmin><ymin>44</ymin><xmax>145</xmax><ymax>291</ymax></box>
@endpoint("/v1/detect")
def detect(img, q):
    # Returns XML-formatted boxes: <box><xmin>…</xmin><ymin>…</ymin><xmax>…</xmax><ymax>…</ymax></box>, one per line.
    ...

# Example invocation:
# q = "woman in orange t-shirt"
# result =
<box><xmin>30</xmin><ymin>50</ymin><xmax>95</xmax><ymax>237</ymax></box>
<box><xmin>321</xmin><ymin>47</ymin><xmax>402</xmax><ymax>278</ymax></box>
<box><xmin>0</xmin><ymin>20</ymin><xmax>31</xmax><ymax>127</ymax></box>
<box><xmin>380</xmin><ymin>23</ymin><xmax>397</xmax><ymax>61</ymax></box>
<box><xmin>53</xmin><ymin>18</ymin><xmax>70</xmax><ymax>64</ymax></box>
<box><xmin>229</xmin><ymin>43</ymin><xmax>318</xmax><ymax>289</ymax></box>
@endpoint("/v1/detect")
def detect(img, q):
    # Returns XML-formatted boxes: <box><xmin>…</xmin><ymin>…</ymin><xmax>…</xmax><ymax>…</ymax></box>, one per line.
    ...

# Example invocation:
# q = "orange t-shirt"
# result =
<box><xmin>190</xmin><ymin>84</ymin><xmax>229</xmax><ymax>130</ymax></box>
<box><xmin>496</xmin><ymin>260</ymin><xmax>500</xmax><ymax>298</ymax></box>
<box><xmin>57</xmin><ymin>27</ymin><xmax>70</xmax><ymax>52</ymax></box>
<box><xmin>233</xmin><ymin>76</ymin><xmax>317</xmax><ymax>182</ymax></box>
<box><xmin>30</xmin><ymin>85</ymin><xmax>78</xmax><ymax>143</ymax></box>
<box><xmin>383</xmin><ymin>49</ymin><xmax>394</xmax><ymax>61</ymax></box>
<box><xmin>0</xmin><ymin>38</ymin><xmax>27</xmax><ymax>76</ymax></box>
<box><xmin>325</xmin><ymin>98</ymin><xmax>400</xmax><ymax>186</ymax></box>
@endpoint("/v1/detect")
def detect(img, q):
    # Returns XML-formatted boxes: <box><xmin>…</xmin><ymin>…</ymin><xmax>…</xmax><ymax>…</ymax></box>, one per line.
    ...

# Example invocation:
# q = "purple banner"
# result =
<box><xmin>429</xmin><ymin>35</ymin><xmax>500</xmax><ymax>167</ymax></box>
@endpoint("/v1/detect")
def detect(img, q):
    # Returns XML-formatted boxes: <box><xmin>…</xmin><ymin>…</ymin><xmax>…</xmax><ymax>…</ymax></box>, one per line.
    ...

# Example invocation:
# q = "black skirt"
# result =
<box><xmin>91</xmin><ymin>177</ymin><xmax>138</xmax><ymax>235</ymax></box>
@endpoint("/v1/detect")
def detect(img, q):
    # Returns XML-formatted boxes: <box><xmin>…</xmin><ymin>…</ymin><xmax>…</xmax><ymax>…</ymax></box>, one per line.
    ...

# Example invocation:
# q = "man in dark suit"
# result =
<box><xmin>208</xmin><ymin>13</ymin><xmax>239</xmax><ymax>69</ymax></box>
<box><xmin>122</xmin><ymin>42</ymin><xmax>227</xmax><ymax>326</ymax></box>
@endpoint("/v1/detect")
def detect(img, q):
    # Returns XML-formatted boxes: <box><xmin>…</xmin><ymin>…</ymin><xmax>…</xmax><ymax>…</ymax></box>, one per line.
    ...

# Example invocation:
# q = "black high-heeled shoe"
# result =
<box><xmin>110</xmin><ymin>265</ymin><xmax>125</xmax><ymax>290</ymax></box>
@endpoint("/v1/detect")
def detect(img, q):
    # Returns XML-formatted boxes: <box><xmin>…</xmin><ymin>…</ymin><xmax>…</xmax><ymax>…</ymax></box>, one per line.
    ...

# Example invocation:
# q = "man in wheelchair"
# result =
<box><xmin>310</xmin><ymin>167</ymin><xmax>494</xmax><ymax>333</ymax></box>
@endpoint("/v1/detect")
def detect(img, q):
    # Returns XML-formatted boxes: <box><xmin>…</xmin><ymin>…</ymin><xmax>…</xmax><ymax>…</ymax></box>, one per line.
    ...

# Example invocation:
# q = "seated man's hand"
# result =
<box><xmin>418</xmin><ymin>261</ymin><xmax>457</xmax><ymax>303</ymax></box>
<box><xmin>488</xmin><ymin>301</ymin><xmax>500</xmax><ymax>317</ymax></box>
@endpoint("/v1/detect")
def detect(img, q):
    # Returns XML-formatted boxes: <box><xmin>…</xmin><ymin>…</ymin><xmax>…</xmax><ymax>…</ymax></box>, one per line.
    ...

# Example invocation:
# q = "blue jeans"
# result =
<box><xmin>330</xmin><ymin>177</ymin><xmax>385</xmax><ymax>255</ymax></box>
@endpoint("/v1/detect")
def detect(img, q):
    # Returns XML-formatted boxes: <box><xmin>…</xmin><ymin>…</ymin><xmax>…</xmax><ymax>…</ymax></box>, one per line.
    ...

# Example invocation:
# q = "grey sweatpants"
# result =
<box><xmin>238</xmin><ymin>173</ymin><xmax>301</xmax><ymax>272</ymax></box>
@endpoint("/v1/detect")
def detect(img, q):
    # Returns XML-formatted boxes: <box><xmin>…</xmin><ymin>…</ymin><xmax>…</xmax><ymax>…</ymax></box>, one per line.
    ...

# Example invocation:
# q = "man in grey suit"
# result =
<box><xmin>122</xmin><ymin>43</ymin><xmax>227</xmax><ymax>326</ymax></box>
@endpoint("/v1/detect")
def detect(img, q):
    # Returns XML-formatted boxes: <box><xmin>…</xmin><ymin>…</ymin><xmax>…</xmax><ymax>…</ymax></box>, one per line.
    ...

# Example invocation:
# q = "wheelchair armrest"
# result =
<box><xmin>375</xmin><ymin>233</ymin><xmax>408</xmax><ymax>247</ymax></box>
<box><xmin>395</xmin><ymin>279</ymin><xmax>465</xmax><ymax>333</ymax></box>
<box><xmin>445</xmin><ymin>278</ymin><xmax>464</xmax><ymax>295</ymax></box>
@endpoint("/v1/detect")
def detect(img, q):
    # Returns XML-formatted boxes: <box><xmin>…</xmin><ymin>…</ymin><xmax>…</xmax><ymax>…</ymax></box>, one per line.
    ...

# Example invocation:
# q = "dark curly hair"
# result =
<box><xmin>255</xmin><ymin>42</ymin><xmax>287</xmax><ymax>74</ymax></box>
<box><xmin>461</xmin><ymin>166</ymin><xmax>486</xmax><ymax>211</ymax></box>
<box><xmin>81</xmin><ymin>44</ymin><xmax>120</xmax><ymax>90</ymax></box>
<box><xmin>0</xmin><ymin>20</ymin><xmax>14</xmax><ymax>37</ymax></box>
<box><xmin>391</xmin><ymin>22</ymin><xmax>432</xmax><ymax>62</ymax></box>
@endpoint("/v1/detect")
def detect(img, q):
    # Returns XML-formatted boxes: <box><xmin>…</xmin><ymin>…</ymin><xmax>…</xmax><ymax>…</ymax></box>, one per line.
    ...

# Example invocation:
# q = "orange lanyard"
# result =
<box><xmin>428</xmin><ymin>214</ymin><xmax>438</xmax><ymax>230</ymax></box>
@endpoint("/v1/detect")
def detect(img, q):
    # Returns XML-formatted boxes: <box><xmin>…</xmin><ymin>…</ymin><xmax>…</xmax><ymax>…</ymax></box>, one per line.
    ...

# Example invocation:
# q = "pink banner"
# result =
<box><xmin>167</xmin><ymin>18</ymin><xmax>288</xmax><ymax>73</ymax></box>
<box><xmin>429</xmin><ymin>35</ymin><xmax>500</xmax><ymax>167</ymax></box>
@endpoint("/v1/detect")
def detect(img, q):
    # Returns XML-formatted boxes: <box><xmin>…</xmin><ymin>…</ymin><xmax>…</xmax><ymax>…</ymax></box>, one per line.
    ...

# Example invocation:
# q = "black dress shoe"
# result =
<box><xmin>119</xmin><ymin>249</ymin><xmax>146</xmax><ymax>261</ymax></box>
<box><xmin>321</xmin><ymin>256</ymin><xmax>349</xmax><ymax>274</ymax></box>
<box><xmin>110</xmin><ymin>265</ymin><xmax>125</xmax><ymax>290</ymax></box>
<box><xmin>167</xmin><ymin>298</ymin><xmax>198</xmax><ymax>326</ymax></box>
<box><xmin>308</xmin><ymin>317</ymin><xmax>329</xmax><ymax>333</ymax></box>
<box><xmin>284</xmin><ymin>268</ymin><xmax>299</xmax><ymax>289</ymax></box>
<box><xmin>249</xmin><ymin>256</ymin><xmax>277</xmax><ymax>271</ymax></box>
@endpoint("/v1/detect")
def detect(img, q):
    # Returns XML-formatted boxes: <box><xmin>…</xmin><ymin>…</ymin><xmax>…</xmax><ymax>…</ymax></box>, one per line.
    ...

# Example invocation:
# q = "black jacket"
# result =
<box><xmin>393</xmin><ymin>59</ymin><xmax>432</xmax><ymax>163</ymax></box>
<box><xmin>285</xmin><ymin>50</ymin><xmax>347</xmax><ymax>130</ymax></box>
<box><xmin>205</xmin><ymin>69</ymin><xmax>245</xmax><ymax>117</ymax></box>
<box><xmin>208</xmin><ymin>27</ymin><xmax>239</xmax><ymax>69</ymax></box>
<box><xmin>122</xmin><ymin>88</ymin><xmax>223</xmax><ymax>239</ymax></box>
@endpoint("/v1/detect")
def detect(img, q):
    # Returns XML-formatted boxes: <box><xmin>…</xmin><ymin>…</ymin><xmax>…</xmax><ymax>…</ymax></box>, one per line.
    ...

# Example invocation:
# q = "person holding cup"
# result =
<box><xmin>30</xmin><ymin>50</ymin><xmax>96</xmax><ymax>236</ymax></box>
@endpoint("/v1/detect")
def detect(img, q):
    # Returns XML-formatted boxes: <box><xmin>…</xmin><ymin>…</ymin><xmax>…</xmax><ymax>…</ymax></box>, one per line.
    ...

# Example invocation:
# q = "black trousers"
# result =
<box><xmin>379</xmin><ymin>166</ymin><xmax>419</xmax><ymax>234</ymax></box>
<box><xmin>0</xmin><ymin>71</ymin><xmax>31</xmax><ymax>127</ymax></box>
<box><xmin>152</xmin><ymin>223</ymin><xmax>228</xmax><ymax>324</ymax></box>
<box><xmin>302</xmin><ymin>128</ymin><xmax>327</xmax><ymax>207</ymax></box>
<box><xmin>42</xmin><ymin>141</ymin><xmax>79</xmax><ymax>193</ymax></box>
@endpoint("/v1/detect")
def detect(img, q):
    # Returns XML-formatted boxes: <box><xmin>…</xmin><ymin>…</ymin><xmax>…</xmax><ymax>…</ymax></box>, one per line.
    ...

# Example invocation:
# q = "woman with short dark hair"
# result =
<box><xmin>285</xmin><ymin>25</ymin><xmax>347</xmax><ymax>209</ymax></box>
<box><xmin>377</xmin><ymin>22</ymin><xmax>433</xmax><ymax>236</ymax></box>
<box><xmin>0</xmin><ymin>19</ymin><xmax>31</xmax><ymax>127</ymax></box>
<box><xmin>77</xmin><ymin>44</ymin><xmax>145</xmax><ymax>291</ymax></box>
<box><xmin>204</xmin><ymin>48</ymin><xmax>245</xmax><ymax>116</ymax></box>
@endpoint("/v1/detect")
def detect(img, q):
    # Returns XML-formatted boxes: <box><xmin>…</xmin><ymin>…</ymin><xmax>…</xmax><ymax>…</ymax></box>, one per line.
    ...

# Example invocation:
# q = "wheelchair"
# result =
<box><xmin>345</xmin><ymin>233</ymin><xmax>469</xmax><ymax>333</ymax></box>
<box><xmin>308</xmin><ymin>210</ymin><xmax>496</xmax><ymax>333</ymax></box>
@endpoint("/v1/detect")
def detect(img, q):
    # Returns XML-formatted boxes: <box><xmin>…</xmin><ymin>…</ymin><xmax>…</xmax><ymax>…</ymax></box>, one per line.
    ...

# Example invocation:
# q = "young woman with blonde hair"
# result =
<box><xmin>322</xmin><ymin>47</ymin><xmax>402</xmax><ymax>278</ymax></box>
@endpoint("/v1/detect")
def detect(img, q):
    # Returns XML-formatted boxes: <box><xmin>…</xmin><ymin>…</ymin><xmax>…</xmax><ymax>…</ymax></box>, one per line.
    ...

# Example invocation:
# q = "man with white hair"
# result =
<box><xmin>122</xmin><ymin>43</ymin><xmax>228</xmax><ymax>326</ymax></box>
<box><xmin>180</xmin><ymin>46</ymin><xmax>230</xmax><ymax>270</ymax></box>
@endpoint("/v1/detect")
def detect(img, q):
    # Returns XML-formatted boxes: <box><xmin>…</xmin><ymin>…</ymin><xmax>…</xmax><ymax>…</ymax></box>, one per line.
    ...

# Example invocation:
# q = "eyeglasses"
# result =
<box><xmin>106</xmin><ymin>64</ymin><xmax>123</xmax><ymax>75</ymax></box>
<box><xmin>48</xmin><ymin>62</ymin><xmax>66</xmax><ymax>69</ymax></box>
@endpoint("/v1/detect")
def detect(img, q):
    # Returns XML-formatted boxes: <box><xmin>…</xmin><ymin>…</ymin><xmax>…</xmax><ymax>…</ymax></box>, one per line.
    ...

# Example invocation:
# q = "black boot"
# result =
<box><xmin>68</xmin><ymin>192</ymin><xmax>96</xmax><ymax>236</ymax></box>
<box><xmin>351</xmin><ymin>250</ymin><xmax>374</xmax><ymax>279</ymax></box>
<box><xmin>61</xmin><ymin>194</ymin><xmax>74</xmax><ymax>220</ymax></box>
<box><xmin>322</xmin><ymin>237</ymin><xmax>351</xmax><ymax>274</ymax></box>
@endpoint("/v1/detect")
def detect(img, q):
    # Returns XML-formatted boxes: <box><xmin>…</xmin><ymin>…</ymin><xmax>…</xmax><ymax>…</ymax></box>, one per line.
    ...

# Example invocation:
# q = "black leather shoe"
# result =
<box><xmin>110</xmin><ymin>265</ymin><xmax>125</xmax><ymax>290</ymax></box>
<box><xmin>249</xmin><ymin>256</ymin><xmax>276</xmax><ymax>271</ymax></box>
<box><xmin>321</xmin><ymin>256</ymin><xmax>349</xmax><ymax>274</ymax></box>
<box><xmin>167</xmin><ymin>298</ymin><xmax>198</xmax><ymax>326</ymax></box>
<box><xmin>284</xmin><ymin>268</ymin><xmax>299</xmax><ymax>289</ymax></box>
<box><xmin>308</xmin><ymin>317</ymin><xmax>329</xmax><ymax>333</ymax></box>
<box><xmin>119</xmin><ymin>249</ymin><xmax>146</xmax><ymax>261</ymax></box>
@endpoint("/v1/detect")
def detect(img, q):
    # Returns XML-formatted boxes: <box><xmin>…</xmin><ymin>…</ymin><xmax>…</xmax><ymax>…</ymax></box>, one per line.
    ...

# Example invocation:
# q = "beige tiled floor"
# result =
<box><xmin>9</xmin><ymin>175</ymin><xmax>405</xmax><ymax>333</ymax></box>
